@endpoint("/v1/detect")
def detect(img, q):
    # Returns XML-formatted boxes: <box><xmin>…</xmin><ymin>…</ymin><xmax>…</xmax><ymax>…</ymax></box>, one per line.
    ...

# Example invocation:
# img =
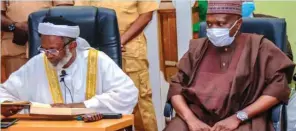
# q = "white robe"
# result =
<box><xmin>0</xmin><ymin>49</ymin><xmax>138</xmax><ymax>114</ymax></box>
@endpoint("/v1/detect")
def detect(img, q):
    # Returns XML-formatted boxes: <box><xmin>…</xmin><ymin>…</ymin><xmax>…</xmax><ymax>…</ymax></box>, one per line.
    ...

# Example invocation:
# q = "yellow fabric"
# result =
<box><xmin>1</xmin><ymin>55</ymin><xmax>27</xmax><ymax>82</ymax></box>
<box><xmin>43</xmin><ymin>49</ymin><xmax>98</xmax><ymax>103</ymax></box>
<box><xmin>125</xmin><ymin>69</ymin><xmax>158</xmax><ymax>131</ymax></box>
<box><xmin>75</xmin><ymin>1</ymin><xmax>158</xmax><ymax>60</ymax></box>
<box><xmin>43</xmin><ymin>54</ymin><xmax>64</xmax><ymax>103</ymax></box>
<box><xmin>76</xmin><ymin>1</ymin><xmax>158</xmax><ymax>32</ymax></box>
<box><xmin>85</xmin><ymin>48</ymin><xmax>98</xmax><ymax>100</ymax></box>
<box><xmin>137</xmin><ymin>1</ymin><xmax>159</xmax><ymax>14</ymax></box>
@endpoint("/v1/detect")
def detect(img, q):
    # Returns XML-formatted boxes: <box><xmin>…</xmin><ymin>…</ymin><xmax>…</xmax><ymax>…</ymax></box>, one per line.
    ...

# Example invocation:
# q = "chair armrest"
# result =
<box><xmin>164</xmin><ymin>103</ymin><xmax>173</xmax><ymax>124</ymax></box>
<box><xmin>164</xmin><ymin>103</ymin><xmax>173</xmax><ymax>117</ymax></box>
<box><xmin>272</xmin><ymin>103</ymin><xmax>287</xmax><ymax>131</ymax></box>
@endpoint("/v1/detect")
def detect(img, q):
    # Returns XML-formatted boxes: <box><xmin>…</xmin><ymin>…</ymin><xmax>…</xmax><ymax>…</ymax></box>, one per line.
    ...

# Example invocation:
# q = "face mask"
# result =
<box><xmin>206</xmin><ymin>20</ymin><xmax>240</xmax><ymax>47</ymax></box>
<box><xmin>242</xmin><ymin>2</ymin><xmax>255</xmax><ymax>18</ymax></box>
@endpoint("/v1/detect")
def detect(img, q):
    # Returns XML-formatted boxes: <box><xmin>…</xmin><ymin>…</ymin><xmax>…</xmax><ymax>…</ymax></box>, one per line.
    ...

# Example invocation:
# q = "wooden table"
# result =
<box><xmin>1</xmin><ymin>114</ymin><xmax>133</xmax><ymax>131</ymax></box>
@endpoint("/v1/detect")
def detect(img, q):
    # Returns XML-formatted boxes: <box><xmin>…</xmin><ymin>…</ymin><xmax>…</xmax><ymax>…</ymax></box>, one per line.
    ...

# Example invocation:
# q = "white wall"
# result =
<box><xmin>175</xmin><ymin>0</ymin><xmax>194</xmax><ymax>59</ymax></box>
<box><xmin>144</xmin><ymin>0</ymin><xmax>163</xmax><ymax>130</ymax></box>
<box><xmin>144</xmin><ymin>0</ymin><xmax>193</xmax><ymax>130</ymax></box>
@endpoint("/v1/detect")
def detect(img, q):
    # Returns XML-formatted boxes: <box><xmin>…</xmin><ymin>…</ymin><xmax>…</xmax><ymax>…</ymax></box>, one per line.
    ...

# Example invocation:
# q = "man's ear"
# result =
<box><xmin>229</xmin><ymin>17</ymin><xmax>242</xmax><ymax>37</ymax></box>
<box><xmin>69</xmin><ymin>41</ymin><xmax>77</xmax><ymax>50</ymax></box>
<box><xmin>236</xmin><ymin>18</ymin><xmax>243</xmax><ymax>30</ymax></box>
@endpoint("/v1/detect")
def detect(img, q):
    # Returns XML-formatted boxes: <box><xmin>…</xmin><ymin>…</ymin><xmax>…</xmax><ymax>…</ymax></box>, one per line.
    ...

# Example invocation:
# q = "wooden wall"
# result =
<box><xmin>158</xmin><ymin>1</ymin><xmax>178</xmax><ymax>82</ymax></box>
<box><xmin>158</xmin><ymin>0</ymin><xmax>199</xmax><ymax>81</ymax></box>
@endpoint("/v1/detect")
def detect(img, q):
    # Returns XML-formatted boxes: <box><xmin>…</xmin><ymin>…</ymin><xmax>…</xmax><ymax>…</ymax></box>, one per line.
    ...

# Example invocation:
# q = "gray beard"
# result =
<box><xmin>50</xmin><ymin>48</ymin><xmax>72</xmax><ymax>71</ymax></box>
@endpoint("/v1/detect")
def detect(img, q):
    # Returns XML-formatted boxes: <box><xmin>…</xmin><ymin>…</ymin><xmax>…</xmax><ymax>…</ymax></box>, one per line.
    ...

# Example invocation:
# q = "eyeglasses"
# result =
<box><xmin>38</xmin><ymin>40</ymin><xmax>74</xmax><ymax>56</ymax></box>
<box><xmin>38</xmin><ymin>47</ymin><xmax>61</xmax><ymax>56</ymax></box>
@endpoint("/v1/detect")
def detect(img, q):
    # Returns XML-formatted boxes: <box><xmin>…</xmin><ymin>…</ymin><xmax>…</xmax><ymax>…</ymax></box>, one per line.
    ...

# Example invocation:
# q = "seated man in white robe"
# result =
<box><xmin>0</xmin><ymin>16</ymin><xmax>139</xmax><ymax>117</ymax></box>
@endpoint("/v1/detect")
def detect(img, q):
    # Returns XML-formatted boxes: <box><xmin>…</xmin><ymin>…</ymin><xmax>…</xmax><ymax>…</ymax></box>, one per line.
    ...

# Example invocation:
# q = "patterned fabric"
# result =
<box><xmin>207</xmin><ymin>0</ymin><xmax>242</xmax><ymax>16</ymax></box>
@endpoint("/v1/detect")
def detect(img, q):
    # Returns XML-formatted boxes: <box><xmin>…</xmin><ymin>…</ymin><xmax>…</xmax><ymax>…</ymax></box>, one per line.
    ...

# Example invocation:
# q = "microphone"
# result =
<box><xmin>60</xmin><ymin>70</ymin><xmax>67</xmax><ymax>77</ymax></box>
<box><xmin>59</xmin><ymin>70</ymin><xmax>74</xmax><ymax>103</ymax></box>
<box><xmin>60</xmin><ymin>70</ymin><xmax>67</xmax><ymax>82</ymax></box>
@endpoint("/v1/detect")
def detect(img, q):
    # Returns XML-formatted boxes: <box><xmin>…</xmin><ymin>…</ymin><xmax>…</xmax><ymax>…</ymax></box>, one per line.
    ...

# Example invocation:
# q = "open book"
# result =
<box><xmin>1</xmin><ymin>101</ymin><xmax>97</xmax><ymax>116</ymax></box>
<box><xmin>29</xmin><ymin>107</ymin><xmax>97</xmax><ymax>116</ymax></box>
<box><xmin>29</xmin><ymin>103</ymin><xmax>97</xmax><ymax>116</ymax></box>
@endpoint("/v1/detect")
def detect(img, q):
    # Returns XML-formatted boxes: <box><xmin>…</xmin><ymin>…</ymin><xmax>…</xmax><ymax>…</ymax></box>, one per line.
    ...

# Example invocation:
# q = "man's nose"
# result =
<box><xmin>45</xmin><ymin>52</ymin><xmax>54</xmax><ymax>58</ymax></box>
<box><xmin>211</xmin><ymin>24</ymin><xmax>220</xmax><ymax>28</ymax></box>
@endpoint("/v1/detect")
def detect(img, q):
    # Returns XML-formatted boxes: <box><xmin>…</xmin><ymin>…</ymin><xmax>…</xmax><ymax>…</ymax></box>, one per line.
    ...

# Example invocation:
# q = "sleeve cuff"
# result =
<box><xmin>84</xmin><ymin>97</ymin><xmax>99</xmax><ymax>109</ymax></box>
<box><xmin>0</xmin><ymin>99</ymin><xmax>13</xmax><ymax>103</ymax></box>
<box><xmin>0</xmin><ymin>99</ymin><xmax>7</xmax><ymax>103</ymax></box>
<box><xmin>167</xmin><ymin>84</ymin><xmax>183</xmax><ymax>103</ymax></box>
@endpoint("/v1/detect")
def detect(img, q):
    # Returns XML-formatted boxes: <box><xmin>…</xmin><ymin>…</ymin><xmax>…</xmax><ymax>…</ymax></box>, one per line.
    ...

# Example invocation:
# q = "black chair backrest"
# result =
<box><xmin>28</xmin><ymin>6</ymin><xmax>122</xmax><ymax>67</ymax></box>
<box><xmin>199</xmin><ymin>18</ymin><xmax>287</xmax><ymax>52</ymax></box>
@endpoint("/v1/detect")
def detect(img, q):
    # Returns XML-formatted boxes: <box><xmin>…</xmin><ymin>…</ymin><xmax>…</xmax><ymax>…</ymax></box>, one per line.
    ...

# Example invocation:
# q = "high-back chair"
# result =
<box><xmin>164</xmin><ymin>18</ymin><xmax>289</xmax><ymax>131</ymax></box>
<box><xmin>28</xmin><ymin>6</ymin><xmax>122</xmax><ymax>67</ymax></box>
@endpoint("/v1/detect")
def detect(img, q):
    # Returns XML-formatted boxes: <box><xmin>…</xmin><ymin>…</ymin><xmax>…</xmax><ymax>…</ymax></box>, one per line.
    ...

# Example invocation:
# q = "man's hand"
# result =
<box><xmin>81</xmin><ymin>113</ymin><xmax>103</xmax><ymax>122</ymax></box>
<box><xmin>12</xmin><ymin>22</ymin><xmax>28</xmax><ymax>45</ymax></box>
<box><xmin>171</xmin><ymin>95</ymin><xmax>211</xmax><ymax>131</ymax></box>
<box><xmin>15</xmin><ymin>22</ymin><xmax>28</xmax><ymax>32</ymax></box>
<box><xmin>211</xmin><ymin>115</ymin><xmax>241</xmax><ymax>131</ymax></box>
<box><xmin>193</xmin><ymin>32</ymin><xmax>199</xmax><ymax>39</ymax></box>
<box><xmin>186</xmin><ymin>116</ymin><xmax>211</xmax><ymax>131</ymax></box>
<box><xmin>1</xmin><ymin>105</ymin><xmax>24</xmax><ymax>117</ymax></box>
<box><xmin>119</xmin><ymin>11</ymin><xmax>153</xmax><ymax>46</ymax></box>
<box><xmin>121</xmin><ymin>44</ymin><xmax>126</xmax><ymax>52</ymax></box>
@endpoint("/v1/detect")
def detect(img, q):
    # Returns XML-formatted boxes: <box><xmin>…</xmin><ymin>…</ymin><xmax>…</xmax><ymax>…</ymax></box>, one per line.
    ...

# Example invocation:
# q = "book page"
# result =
<box><xmin>1</xmin><ymin>101</ymin><xmax>30</xmax><ymax>106</ymax></box>
<box><xmin>31</xmin><ymin>102</ymin><xmax>51</xmax><ymax>108</ymax></box>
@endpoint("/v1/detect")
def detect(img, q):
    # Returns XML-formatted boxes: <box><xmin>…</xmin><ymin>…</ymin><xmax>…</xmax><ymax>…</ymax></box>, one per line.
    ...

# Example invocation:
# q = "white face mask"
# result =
<box><xmin>206</xmin><ymin>20</ymin><xmax>240</xmax><ymax>47</ymax></box>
